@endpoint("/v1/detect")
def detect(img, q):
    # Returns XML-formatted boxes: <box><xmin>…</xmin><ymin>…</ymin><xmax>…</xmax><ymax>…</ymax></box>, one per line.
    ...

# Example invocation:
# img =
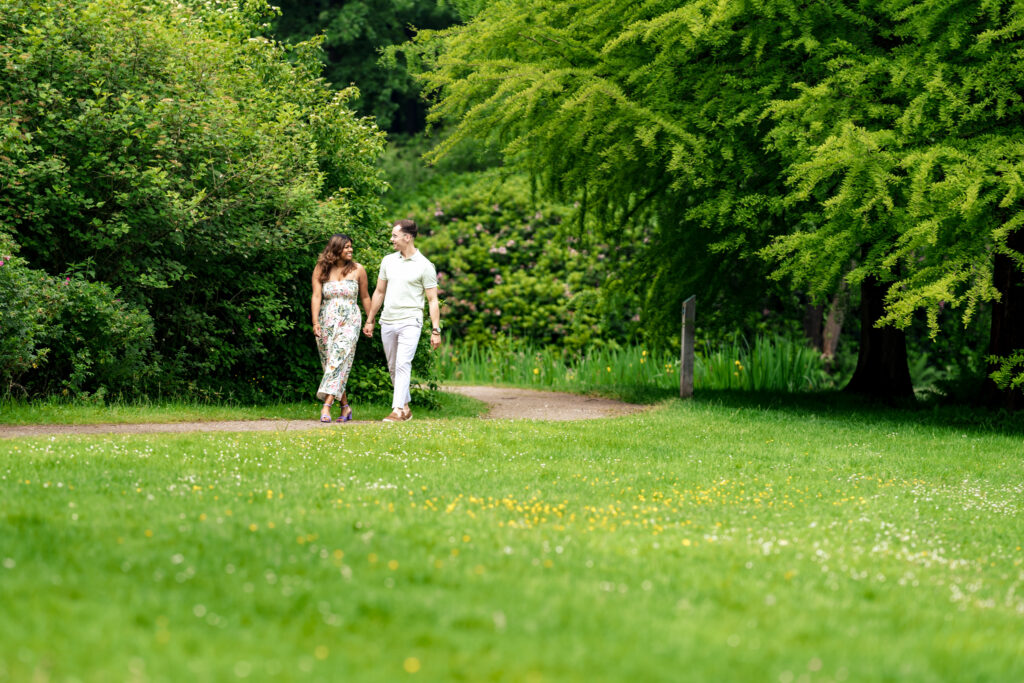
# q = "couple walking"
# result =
<box><xmin>311</xmin><ymin>220</ymin><xmax>441</xmax><ymax>423</ymax></box>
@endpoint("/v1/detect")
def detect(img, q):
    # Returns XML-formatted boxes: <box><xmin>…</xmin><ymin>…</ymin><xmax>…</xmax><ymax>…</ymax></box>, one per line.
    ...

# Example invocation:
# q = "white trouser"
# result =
<box><xmin>381</xmin><ymin>320</ymin><xmax>421</xmax><ymax>410</ymax></box>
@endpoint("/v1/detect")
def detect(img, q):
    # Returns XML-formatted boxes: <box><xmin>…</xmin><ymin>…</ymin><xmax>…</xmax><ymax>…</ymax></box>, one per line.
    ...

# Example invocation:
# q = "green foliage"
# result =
<box><xmin>696</xmin><ymin>336</ymin><xmax>835</xmax><ymax>392</ymax></box>
<box><xmin>989</xmin><ymin>351</ymin><xmax>1024</xmax><ymax>392</ymax></box>
<box><xmin>0</xmin><ymin>235</ymin><xmax>44</xmax><ymax>389</ymax></box>
<box><xmin>409</xmin><ymin>171</ymin><xmax>645</xmax><ymax>350</ymax></box>
<box><xmin>0</xmin><ymin>232</ymin><xmax>156</xmax><ymax>397</ymax></box>
<box><xmin>437</xmin><ymin>334</ymin><xmax>833</xmax><ymax>398</ymax></box>
<box><xmin>271</xmin><ymin>0</ymin><xmax>459</xmax><ymax>132</ymax></box>
<box><xmin>0</xmin><ymin>0</ymin><xmax>392</xmax><ymax>402</ymax></box>
<box><xmin>402</xmin><ymin>0</ymin><xmax>1024</xmax><ymax>400</ymax></box>
<box><xmin>437</xmin><ymin>338</ymin><xmax>678</xmax><ymax>399</ymax></box>
<box><xmin>758</xmin><ymin>1</ymin><xmax>1024</xmax><ymax>388</ymax></box>
<box><xmin>398</xmin><ymin>0</ymin><xmax>851</xmax><ymax>345</ymax></box>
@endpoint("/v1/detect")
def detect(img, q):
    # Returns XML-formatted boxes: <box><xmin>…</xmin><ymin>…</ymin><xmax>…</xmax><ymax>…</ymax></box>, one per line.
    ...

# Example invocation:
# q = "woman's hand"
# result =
<box><xmin>313</xmin><ymin>322</ymin><xmax>321</xmax><ymax>338</ymax></box>
<box><xmin>362</xmin><ymin>321</ymin><xmax>374</xmax><ymax>338</ymax></box>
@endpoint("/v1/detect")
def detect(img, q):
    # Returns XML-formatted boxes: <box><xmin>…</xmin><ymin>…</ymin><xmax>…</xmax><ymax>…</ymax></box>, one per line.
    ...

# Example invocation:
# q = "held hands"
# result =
<box><xmin>362</xmin><ymin>321</ymin><xmax>374</xmax><ymax>338</ymax></box>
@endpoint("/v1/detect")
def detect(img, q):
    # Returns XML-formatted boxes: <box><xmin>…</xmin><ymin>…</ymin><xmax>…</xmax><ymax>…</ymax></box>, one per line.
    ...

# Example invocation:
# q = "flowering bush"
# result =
<box><xmin>410</xmin><ymin>172</ymin><xmax>644</xmax><ymax>351</ymax></box>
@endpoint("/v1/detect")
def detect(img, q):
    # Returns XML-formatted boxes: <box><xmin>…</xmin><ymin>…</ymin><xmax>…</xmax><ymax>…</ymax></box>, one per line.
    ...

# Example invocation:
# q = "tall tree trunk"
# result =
<box><xmin>803</xmin><ymin>298</ymin><xmax>824</xmax><ymax>351</ymax></box>
<box><xmin>844</xmin><ymin>274</ymin><xmax>914</xmax><ymax>401</ymax></box>
<box><xmin>821</xmin><ymin>286</ymin><xmax>847</xmax><ymax>373</ymax></box>
<box><xmin>981</xmin><ymin>229</ymin><xmax>1024</xmax><ymax>410</ymax></box>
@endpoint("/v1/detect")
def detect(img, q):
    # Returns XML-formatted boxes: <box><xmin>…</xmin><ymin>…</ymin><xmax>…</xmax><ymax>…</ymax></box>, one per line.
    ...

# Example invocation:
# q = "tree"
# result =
<box><xmin>402</xmin><ymin>0</ymin><xmax>901</xmax><ymax>383</ymax></box>
<box><xmin>1</xmin><ymin>0</ymin><xmax>389</xmax><ymax>399</ymax></box>
<box><xmin>763</xmin><ymin>0</ymin><xmax>1024</xmax><ymax>407</ymax></box>
<box><xmin>271</xmin><ymin>0</ymin><xmax>459</xmax><ymax>133</ymax></box>
<box><xmin>404</xmin><ymin>0</ymin><xmax>1024</xmax><ymax>405</ymax></box>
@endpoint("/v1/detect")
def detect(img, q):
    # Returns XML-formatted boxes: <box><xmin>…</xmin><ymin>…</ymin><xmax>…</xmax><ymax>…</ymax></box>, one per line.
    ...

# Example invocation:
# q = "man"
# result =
<box><xmin>363</xmin><ymin>219</ymin><xmax>442</xmax><ymax>422</ymax></box>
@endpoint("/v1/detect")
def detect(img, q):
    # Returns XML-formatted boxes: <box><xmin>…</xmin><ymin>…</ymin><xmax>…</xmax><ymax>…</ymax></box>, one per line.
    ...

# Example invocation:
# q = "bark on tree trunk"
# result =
<box><xmin>844</xmin><ymin>274</ymin><xmax>914</xmax><ymax>401</ymax></box>
<box><xmin>981</xmin><ymin>229</ymin><xmax>1024</xmax><ymax>410</ymax></box>
<box><xmin>803</xmin><ymin>299</ymin><xmax>824</xmax><ymax>352</ymax></box>
<box><xmin>822</xmin><ymin>287</ymin><xmax>847</xmax><ymax>372</ymax></box>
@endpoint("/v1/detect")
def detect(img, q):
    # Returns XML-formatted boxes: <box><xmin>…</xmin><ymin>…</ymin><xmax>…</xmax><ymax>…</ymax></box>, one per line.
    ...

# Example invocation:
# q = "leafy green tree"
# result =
<box><xmin>400</xmin><ymin>1</ymin><xmax>883</xmax><ymax>379</ymax></box>
<box><xmin>762</xmin><ymin>0</ymin><xmax>1024</xmax><ymax>407</ymax></box>
<box><xmin>403</xmin><ymin>0</ymin><xmax>1024</xmax><ymax>406</ymax></box>
<box><xmin>1</xmin><ymin>0</ymin><xmax>390</xmax><ymax>400</ymax></box>
<box><xmin>271</xmin><ymin>0</ymin><xmax>459</xmax><ymax>132</ymax></box>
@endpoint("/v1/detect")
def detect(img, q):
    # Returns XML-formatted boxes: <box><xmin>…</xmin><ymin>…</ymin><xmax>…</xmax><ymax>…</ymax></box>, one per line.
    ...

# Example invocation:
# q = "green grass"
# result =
<box><xmin>1</xmin><ymin>395</ymin><xmax>1022</xmax><ymax>681</ymax></box>
<box><xmin>0</xmin><ymin>391</ymin><xmax>484</xmax><ymax>425</ymax></box>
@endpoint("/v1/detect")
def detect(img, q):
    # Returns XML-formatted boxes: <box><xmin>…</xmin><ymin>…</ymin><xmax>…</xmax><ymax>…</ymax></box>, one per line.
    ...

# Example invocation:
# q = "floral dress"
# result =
<box><xmin>316</xmin><ymin>279</ymin><xmax>361</xmax><ymax>401</ymax></box>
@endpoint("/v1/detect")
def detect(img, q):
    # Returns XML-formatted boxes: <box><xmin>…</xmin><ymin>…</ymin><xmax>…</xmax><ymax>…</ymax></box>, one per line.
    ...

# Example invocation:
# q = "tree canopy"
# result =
<box><xmin>402</xmin><ymin>0</ymin><xmax>1024</xmax><ymax>404</ymax></box>
<box><xmin>271</xmin><ymin>0</ymin><xmax>459</xmax><ymax>133</ymax></box>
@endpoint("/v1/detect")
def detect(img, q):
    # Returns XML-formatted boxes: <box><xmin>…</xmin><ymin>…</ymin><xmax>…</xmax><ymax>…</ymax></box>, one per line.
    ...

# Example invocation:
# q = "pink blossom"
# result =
<box><xmin>65</xmin><ymin>277</ymin><xmax>70</xmax><ymax>284</ymax></box>
<box><xmin>534</xmin><ymin>211</ymin><xmax>543</xmax><ymax>220</ymax></box>
<box><xmin>497</xmin><ymin>246</ymin><xmax>507</xmax><ymax>255</ymax></box>
<box><xmin>494</xmin><ymin>275</ymin><xmax>503</xmax><ymax>285</ymax></box>
<box><xmin>506</xmin><ymin>239</ymin><xmax>515</xmax><ymax>247</ymax></box>
<box><xmin>491</xmin><ymin>204</ymin><xmax>500</xmax><ymax>212</ymax></box>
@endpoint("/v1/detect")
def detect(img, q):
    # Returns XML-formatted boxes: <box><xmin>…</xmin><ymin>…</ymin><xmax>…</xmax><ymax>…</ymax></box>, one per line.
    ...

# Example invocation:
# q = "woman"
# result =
<box><xmin>311</xmin><ymin>234</ymin><xmax>371</xmax><ymax>422</ymax></box>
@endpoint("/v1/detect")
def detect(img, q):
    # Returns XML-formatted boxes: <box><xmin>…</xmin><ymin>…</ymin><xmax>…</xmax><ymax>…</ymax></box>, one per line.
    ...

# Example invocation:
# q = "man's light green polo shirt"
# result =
<box><xmin>379</xmin><ymin>249</ymin><xmax>437</xmax><ymax>325</ymax></box>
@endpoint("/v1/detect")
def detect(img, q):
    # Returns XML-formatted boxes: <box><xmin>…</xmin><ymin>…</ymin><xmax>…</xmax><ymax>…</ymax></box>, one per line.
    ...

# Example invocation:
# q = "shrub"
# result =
<box><xmin>0</xmin><ymin>232</ymin><xmax>156</xmax><ymax>397</ymax></box>
<box><xmin>0</xmin><ymin>0</ymin><xmax>388</xmax><ymax>401</ymax></box>
<box><xmin>406</xmin><ymin>171</ymin><xmax>644</xmax><ymax>351</ymax></box>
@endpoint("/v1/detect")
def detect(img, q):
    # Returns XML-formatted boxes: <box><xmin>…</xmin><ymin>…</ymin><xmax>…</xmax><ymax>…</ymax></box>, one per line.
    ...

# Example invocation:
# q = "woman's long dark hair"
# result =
<box><xmin>316</xmin><ymin>233</ymin><xmax>355</xmax><ymax>284</ymax></box>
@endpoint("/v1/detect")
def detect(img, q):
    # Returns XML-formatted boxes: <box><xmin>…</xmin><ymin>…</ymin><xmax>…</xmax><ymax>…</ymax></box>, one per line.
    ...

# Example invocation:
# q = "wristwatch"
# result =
<box><xmin>431</xmin><ymin>328</ymin><xmax>441</xmax><ymax>334</ymax></box>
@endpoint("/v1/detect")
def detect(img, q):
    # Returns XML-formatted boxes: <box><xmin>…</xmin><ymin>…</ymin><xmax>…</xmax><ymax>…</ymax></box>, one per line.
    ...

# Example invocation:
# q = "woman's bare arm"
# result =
<box><xmin>311</xmin><ymin>266</ymin><xmax>323</xmax><ymax>337</ymax></box>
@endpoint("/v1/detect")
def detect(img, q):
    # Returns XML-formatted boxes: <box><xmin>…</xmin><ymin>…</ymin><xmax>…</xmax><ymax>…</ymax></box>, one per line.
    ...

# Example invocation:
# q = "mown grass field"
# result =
<box><xmin>1</xmin><ymin>395</ymin><xmax>1022</xmax><ymax>682</ymax></box>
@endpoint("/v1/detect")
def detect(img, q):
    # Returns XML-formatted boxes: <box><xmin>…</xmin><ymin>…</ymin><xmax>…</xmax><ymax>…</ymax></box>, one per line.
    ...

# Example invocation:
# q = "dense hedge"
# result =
<box><xmin>0</xmin><ymin>232</ymin><xmax>155</xmax><ymax>397</ymax></box>
<box><xmin>407</xmin><ymin>171</ymin><xmax>645</xmax><ymax>351</ymax></box>
<box><xmin>0</xmin><ymin>0</ymin><xmax>406</xmax><ymax>402</ymax></box>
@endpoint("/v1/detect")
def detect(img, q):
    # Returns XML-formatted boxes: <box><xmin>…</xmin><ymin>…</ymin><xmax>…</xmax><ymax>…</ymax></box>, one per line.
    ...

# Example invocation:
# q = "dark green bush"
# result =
<box><xmin>0</xmin><ymin>0</ymin><xmax>392</xmax><ymax>402</ymax></box>
<box><xmin>0</xmin><ymin>232</ymin><xmax>156</xmax><ymax>397</ymax></box>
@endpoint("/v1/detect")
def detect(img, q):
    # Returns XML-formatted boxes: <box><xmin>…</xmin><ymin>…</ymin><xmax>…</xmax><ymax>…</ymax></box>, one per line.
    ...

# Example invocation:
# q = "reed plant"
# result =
<box><xmin>695</xmin><ymin>335</ymin><xmax>834</xmax><ymax>391</ymax></box>
<box><xmin>437</xmin><ymin>334</ymin><xmax>832</xmax><ymax>395</ymax></box>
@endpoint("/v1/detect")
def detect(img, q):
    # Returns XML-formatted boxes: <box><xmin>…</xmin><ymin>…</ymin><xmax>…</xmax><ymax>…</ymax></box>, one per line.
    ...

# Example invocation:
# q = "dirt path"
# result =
<box><xmin>0</xmin><ymin>386</ymin><xmax>645</xmax><ymax>439</ymax></box>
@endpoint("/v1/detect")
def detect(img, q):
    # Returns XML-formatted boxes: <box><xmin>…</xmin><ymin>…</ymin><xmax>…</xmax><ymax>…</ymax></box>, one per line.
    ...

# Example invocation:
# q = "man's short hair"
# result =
<box><xmin>395</xmin><ymin>219</ymin><xmax>418</xmax><ymax>238</ymax></box>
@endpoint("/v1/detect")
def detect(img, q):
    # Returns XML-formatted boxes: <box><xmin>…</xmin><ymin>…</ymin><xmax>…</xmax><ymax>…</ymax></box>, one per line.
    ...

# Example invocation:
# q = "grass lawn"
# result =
<box><xmin>1</xmin><ymin>395</ymin><xmax>1022</xmax><ymax>681</ymax></box>
<box><xmin>0</xmin><ymin>391</ymin><xmax>484</xmax><ymax>425</ymax></box>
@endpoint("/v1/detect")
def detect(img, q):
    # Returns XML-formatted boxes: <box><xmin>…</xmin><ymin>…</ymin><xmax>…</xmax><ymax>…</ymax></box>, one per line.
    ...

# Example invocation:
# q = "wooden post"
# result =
<box><xmin>680</xmin><ymin>295</ymin><xmax>695</xmax><ymax>398</ymax></box>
